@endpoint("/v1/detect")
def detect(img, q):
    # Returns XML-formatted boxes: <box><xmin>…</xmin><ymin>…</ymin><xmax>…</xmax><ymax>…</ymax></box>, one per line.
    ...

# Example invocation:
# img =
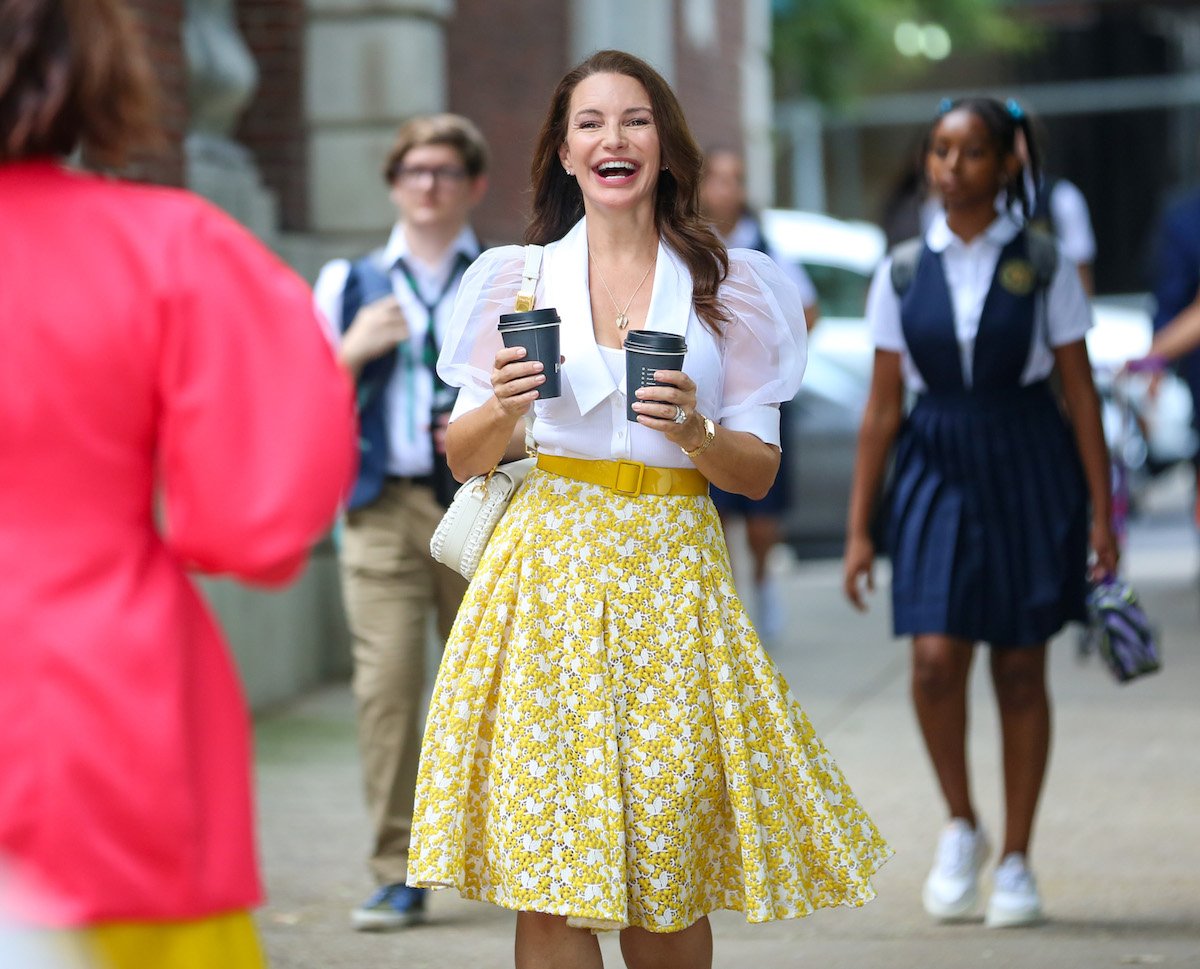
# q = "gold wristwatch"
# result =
<box><xmin>682</xmin><ymin>415</ymin><xmax>716</xmax><ymax>459</ymax></box>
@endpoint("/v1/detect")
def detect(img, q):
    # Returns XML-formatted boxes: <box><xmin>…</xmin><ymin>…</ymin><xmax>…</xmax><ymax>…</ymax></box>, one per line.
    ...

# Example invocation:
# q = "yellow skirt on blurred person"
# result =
<box><xmin>85</xmin><ymin>911</ymin><xmax>264</xmax><ymax>969</ymax></box>
<box><xmin>409</xmin><ymin>469</ymin><xmax>891</xmax><ymax>933</ymax></box>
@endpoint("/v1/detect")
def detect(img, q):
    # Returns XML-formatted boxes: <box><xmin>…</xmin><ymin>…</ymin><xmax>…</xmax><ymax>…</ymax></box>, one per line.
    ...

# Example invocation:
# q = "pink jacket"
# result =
<box><xmin>0</xmin><ymin>161</ymin><xmax>357</xmax><ymax>926</ymax></box>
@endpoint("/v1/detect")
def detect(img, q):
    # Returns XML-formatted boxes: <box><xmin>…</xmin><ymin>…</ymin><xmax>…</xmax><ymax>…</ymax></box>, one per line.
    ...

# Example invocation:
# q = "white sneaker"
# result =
<box><xmin>985</xmin><ymin>853</ymin><xmax>1044</xmax><ymax>927</ymax></box>
<box><xmin>922</xmin><ymin>818</ymin><xmax>990</xmax><ymax>921</ymax></box>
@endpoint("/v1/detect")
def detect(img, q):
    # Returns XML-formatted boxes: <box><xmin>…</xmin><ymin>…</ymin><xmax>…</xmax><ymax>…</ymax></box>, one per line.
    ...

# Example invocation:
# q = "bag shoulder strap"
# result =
<box><xmin>515</xmin><ymin>244</ymin><xmax>545</xmax><ymax>312</ymax></box>
<box><xmin>889</xmin><ymin>236</ymin><xmax>925</xmax><ymax>297</ymax></box>
<box><xmin>516</xmin><ymin>244</ymin><xmax>545</xmax><ymax>454</ymax></box>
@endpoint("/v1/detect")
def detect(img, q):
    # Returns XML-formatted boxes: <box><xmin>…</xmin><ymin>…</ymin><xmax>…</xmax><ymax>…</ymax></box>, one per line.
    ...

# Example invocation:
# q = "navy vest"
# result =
<box><xmin>339</xmin><ymin>248</ymin><xmax>473</xmax><ymax>510</ymax></box>
<box><xmin>899</xmin><ymin>234</ymin><xmax>1039</xmax><ymax>393</ymax></box>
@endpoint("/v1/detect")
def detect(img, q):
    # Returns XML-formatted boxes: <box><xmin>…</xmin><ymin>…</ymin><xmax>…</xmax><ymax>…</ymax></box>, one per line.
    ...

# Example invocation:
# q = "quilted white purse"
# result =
<box><xmin>430</xmin><ymin>454</ymin><xmax>535</xmax><ymax>579</ymax></box>
<box><xmin>430</xmin><ymin>245</ymin><xmax>544</xmax><ymax>580</ymax></box>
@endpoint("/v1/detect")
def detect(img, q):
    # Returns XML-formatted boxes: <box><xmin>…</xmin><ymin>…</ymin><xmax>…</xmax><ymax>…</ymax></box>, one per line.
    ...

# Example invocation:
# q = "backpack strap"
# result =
<box><xmin>888</xmin><ymin>236</ymin><xmax>925</xmax><ymax>297</ymax></box>
<box><xmin>1025</xmin><ymin>227</ymin><xmax>1059</xmax><ymax>289</ymax></box>
<box><xmin>889</xmin><ymin>230</ymin><xmax>1057</xmax><ymax>297</ymax></box>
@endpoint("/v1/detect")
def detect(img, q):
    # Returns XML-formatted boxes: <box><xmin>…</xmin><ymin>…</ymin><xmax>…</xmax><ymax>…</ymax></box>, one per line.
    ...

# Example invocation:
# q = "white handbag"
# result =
<box><xmin>430</xmin><ymin>454</ymin><xmax>536</xmax><ymax>579</ymax></box>
<box><xmin>430</xmin><ymin>245</ymin><xmax>544</xmax><ymax>580</ymax></box>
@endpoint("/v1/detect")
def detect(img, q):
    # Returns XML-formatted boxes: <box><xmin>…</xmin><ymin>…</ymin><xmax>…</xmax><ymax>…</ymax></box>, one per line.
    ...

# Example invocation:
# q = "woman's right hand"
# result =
<box><xmin>843</xmin><ymin>533</ymin><xmax>876</xmax><ymax>612</ymax></box>
<box><xmin>490</xmin><ymin>345</ymin><xmax>545</xmax><ymax>419</ymax></box>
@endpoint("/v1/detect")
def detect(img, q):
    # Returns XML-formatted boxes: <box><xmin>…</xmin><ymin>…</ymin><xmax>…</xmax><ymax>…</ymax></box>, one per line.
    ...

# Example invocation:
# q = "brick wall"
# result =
<box><xmin>674</xmin><ymin>0</ymin><xmax>746</xmax><ymax>157</ymax></box>
<box><xmin>448</xmin><ymin>2</ymin><xmax>749</xmax><ymax>242</ymax></box>
<box><xmin>447</xmin><ymin>0</ymin><xmax>571</xmax><ymax>245</ymax></box>
<box><xmin>236</xmin><ymin>0</ymin><xmax>308</xmax><ymax>230</ymax></box>
<box><xmin>125</xmin><ymin>0</ymin><xmax>187</xmax><ymax>186</ymax></box>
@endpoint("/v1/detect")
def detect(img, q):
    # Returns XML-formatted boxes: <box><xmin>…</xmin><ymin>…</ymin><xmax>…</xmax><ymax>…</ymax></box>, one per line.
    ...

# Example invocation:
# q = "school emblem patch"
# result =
<box><xmin>998</xmin><ymin>259</ymin><xmax>1036</xmax><ymax>296</ymax></box>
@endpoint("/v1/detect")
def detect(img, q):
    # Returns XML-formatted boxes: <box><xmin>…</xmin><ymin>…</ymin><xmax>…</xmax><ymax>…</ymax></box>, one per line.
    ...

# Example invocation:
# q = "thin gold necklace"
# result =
<box><xmin>589</xmin><ymin>252</ymin><xmax>655</xmax><ymax>330</ymax></box>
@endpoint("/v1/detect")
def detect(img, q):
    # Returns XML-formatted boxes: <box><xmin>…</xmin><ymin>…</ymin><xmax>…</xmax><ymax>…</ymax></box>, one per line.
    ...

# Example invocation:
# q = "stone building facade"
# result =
<box><xmin>125</xmin><ymin>0</ymin><xmax>774</xmax><ymax>708</ymax></box>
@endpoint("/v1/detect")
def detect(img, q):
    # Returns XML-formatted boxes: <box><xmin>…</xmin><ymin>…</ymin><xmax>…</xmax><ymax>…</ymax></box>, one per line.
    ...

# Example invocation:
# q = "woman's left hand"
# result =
<box><xmin>632</xmin><ymin>369</ymin><xmax>705</xmax><ymax>451</ymax></box>
<box><xmin>1089</xmin><ymin>519</ymin><xmax>1120</xmax><ymax>581</ymax></box>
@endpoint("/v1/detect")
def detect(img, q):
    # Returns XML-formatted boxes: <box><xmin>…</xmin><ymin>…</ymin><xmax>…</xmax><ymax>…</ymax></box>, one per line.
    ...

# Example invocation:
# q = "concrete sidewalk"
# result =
<box><xmin>252</xmin><ymin>482</ymin><xmax>1200</xmax><ymax>968</ymax></box>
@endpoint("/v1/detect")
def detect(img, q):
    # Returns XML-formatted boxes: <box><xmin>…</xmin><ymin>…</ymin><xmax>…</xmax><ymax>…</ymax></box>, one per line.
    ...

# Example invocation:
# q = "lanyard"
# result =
<box><xmin>392</xmin><ymin>252</ymin><xmax>472</xmax><ymax>439</ymax></box>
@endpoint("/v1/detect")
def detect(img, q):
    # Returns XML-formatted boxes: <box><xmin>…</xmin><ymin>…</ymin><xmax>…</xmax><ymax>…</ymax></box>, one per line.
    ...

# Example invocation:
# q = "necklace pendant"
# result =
<box><xmin>616</xmin><ymin>313</ymin><xmax>629</xmax><ymax>330</ymax></box>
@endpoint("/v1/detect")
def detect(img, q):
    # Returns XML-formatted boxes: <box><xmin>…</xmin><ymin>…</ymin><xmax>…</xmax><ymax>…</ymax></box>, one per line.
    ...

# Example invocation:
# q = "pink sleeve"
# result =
<box><xmin>157</xmin><ymin>201</ymin><xmax>357</xmax><ymax>585</ymax></box>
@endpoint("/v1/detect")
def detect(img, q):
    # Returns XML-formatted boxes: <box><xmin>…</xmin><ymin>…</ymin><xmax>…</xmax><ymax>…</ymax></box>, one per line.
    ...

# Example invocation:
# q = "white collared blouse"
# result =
<box><xmin>866</xmin><ymin>212</ymin><xmax>1091</xmax><ymax>393</ymax></box>
<box><xmin>439</xmin><ymin>219</ymin><xmax>808</xmax><ymax>469</ymax></box>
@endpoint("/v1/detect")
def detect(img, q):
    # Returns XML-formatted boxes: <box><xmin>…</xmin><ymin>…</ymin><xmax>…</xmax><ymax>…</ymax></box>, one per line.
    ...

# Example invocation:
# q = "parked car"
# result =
<box><xmin>761</xmin><ymin>209</ymin><xmax>1197</xmax><ymax>558</ymax></box>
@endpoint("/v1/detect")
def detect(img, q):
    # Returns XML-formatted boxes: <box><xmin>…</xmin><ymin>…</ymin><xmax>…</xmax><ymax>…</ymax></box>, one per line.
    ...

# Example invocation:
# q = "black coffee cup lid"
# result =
<box><xmin>498</xmin><ymin>307</ymin><xmax>560</xmax><ymax>327</ymax></box>
<box><xmin>623</xmin><ymin>328</ymin><xmax>686</xmax><ymax>352</ymax></box>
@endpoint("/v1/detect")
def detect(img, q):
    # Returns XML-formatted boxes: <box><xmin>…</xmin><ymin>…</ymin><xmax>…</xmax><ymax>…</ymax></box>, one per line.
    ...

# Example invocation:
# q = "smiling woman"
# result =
<box><xmin>405</xmin><ymin>48</ymin><xmax>890</xmax><ymax>969</ymax></box>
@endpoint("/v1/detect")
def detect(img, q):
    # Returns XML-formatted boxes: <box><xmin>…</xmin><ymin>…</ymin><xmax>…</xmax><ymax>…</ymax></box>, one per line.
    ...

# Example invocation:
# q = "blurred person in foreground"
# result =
<box><xmin>0</xmin><ymin>2</ymin><xmax>357</xmax><ymax>967</ymax></box>
<box><xmin>698</xmin><ymin>147</ymin><xmax>819</xmax><ymax>643</ymax></box>
<box><xmin>405</xmin><ymin>49</ymin><xmax>889</xmax><ymax>968</ymax></box>
<box><xmin>844</xmin><ymin>97</ymin><xmax>1116</xmax><ymax>929</ymax></box>
<box><xmin>311</xmin><ymin>114</ymin><xmax>490</xmax><ymax>931</ymax></box>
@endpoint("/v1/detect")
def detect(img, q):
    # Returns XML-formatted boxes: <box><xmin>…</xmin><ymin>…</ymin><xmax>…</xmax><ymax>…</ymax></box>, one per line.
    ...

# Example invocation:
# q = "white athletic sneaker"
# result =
<box><xmin>985</xmin><ymin>853</ymin><xmax>1044</xmax><ymax>927</ymax></box>
<box><xmin>922</xmin><ymin>818</ymin><xmax>990</xmax><ymax>921</ymax></box>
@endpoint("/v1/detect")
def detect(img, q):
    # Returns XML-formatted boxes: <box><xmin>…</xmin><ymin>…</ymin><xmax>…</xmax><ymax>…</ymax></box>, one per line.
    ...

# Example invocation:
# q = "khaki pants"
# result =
<box><xmin>339</xmin><ymin>478</ymin><xmax>468</xmax><ymax>886</ymax></box>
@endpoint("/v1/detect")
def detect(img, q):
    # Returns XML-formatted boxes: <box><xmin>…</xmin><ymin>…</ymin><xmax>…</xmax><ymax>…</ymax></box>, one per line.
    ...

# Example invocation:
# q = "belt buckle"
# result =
<box><xmin>613</xmin><ymin>459</ymin><xmax>646</xmax><ymax>496</ymax></box>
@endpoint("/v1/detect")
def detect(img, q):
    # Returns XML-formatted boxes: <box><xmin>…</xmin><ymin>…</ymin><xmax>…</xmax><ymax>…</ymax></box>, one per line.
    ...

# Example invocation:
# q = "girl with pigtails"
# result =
<box><xmin>843</xmin><ymin>97</ymin><xmax>1118</xmax><ymax>928</ymax></box>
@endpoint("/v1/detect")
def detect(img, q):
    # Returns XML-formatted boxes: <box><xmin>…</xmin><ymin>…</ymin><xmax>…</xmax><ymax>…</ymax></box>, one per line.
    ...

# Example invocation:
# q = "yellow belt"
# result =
<box><xmin>536</xmin><ymin>453</ymin><xmax>709</xmax><ymax>497</ymax></box>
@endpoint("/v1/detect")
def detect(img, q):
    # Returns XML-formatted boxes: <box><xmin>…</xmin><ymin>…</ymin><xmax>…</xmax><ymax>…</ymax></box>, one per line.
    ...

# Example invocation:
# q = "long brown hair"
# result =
<box><xmin>526</xmin><ymin>50</ymin><xmax>730</xmax><ymax>335</ymax></box>
<box><xmin>0</xmin><ymin>0</ymin><xmax>159</xmax><ymax>166</ymax></box>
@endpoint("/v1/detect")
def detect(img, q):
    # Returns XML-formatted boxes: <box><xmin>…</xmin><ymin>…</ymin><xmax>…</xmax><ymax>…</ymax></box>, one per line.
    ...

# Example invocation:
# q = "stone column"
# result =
<box><xmin>183</xmin><ymin>0</ymin><xmax>279</xmax><ymax>239</ymax></box>
<box><xmin>304</xmin><ymin>0</ymin><xmax>453</xmax><ymax>259</ymax></box>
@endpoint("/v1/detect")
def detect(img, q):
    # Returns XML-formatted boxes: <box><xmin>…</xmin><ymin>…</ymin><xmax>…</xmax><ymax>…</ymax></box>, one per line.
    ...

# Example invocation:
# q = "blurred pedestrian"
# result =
<box><xmin>699</xmin><ymin>147</ymin><xmax>821</xmax><ymax>325</ymax></box>
<box><xmin>312</xmin><ymin>114</ymin><xmax>490</xmax><ymax>931</ymax></box>
<box><xmin>699</xmin><ymin>146</ymin><xmax>818</xmax><ymax>643</ymax></box>
<box><xmin>1145</xmin><ymin>188</ymin><xmax>1200</xmax><ymax>525</ymax></box>
<box><xmin>1136</xmin><ymin>301</ymin><xmax>1200</xmax><ymax>365</ymax></box>
<box><xmin>843</xmin><ymin>96</ymin><xmax>1117</xmax><ymax>929</ymax></box>
<box><xmin>0</xmin><ymin>2</ymin><xmax>357</xmax><ymax>967</ymax></box>
<box><xmin>921</xmin><ymin>101</ymin><xmax>1097</xmax><ymax>295</ymax></box>
<box><xmin>408</xmin><ymin>49</ymin><xmax>890</xmax><ymax>969</ymax></box>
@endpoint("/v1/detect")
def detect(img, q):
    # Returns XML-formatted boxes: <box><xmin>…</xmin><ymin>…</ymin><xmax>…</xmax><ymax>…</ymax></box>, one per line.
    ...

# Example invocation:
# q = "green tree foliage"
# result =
<box><xmin>772</xmin><ymin>0</ymin><xmax>1033</xmax><ymax>105</ymax></box>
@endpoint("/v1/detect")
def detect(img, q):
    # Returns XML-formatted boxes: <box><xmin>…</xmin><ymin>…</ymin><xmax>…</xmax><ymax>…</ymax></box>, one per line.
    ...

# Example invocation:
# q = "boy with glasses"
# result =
<box><xmin>314</xmin><ymin>114</ymin><xmax>490</xmax><ymax>931</ymax></box>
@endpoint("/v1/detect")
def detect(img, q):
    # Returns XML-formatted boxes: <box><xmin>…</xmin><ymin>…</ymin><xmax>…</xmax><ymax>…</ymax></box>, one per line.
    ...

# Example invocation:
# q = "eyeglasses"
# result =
<box><xmin>394</xmin><ymin>165</ymin><xmax>469</xmax><ymax>186</ymax></box>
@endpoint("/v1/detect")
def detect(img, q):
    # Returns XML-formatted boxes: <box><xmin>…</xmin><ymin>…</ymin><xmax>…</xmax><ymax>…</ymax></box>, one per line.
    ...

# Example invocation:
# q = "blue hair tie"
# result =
<box><xmin>937</xmin><ymin>97</ymin><xmax>954</xmax><ymax>116</ymax></box>
<box><xmin>1006</xmin><ymin>98</ymin><xmax>1025</xmax><ymax>121</ymax></box>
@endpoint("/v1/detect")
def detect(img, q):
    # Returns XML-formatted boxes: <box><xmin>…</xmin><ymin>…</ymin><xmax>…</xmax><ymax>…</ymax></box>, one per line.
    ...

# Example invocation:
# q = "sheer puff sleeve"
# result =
<box><xmin>158</xmin><ymin>199</ymin><xmax>357</xmax><ymax>586</ymax></box>
<box><xmin>438</xmin><ymin>245</ymin><xmax>526</xmax><ymax>420</ymax></box>
<box><xmin>718</xmin><ymin>249</ymin><xmax>809</xmax><ymax>447</ymax></box>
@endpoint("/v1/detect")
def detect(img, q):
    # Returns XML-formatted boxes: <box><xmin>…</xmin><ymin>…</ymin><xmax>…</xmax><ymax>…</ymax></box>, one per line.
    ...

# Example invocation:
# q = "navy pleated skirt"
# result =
<box><xmin>887</xmin><ymin>381</ymin><xmax>1088</xmax><ymax>647</ymax></box>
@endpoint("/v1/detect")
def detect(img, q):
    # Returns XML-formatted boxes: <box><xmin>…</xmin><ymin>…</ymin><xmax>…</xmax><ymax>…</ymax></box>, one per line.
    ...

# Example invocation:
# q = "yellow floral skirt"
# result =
<box><xmin>410</xmin><ymin>469</ymin><xmax>891</xmax><ymax>932</ymax></box>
